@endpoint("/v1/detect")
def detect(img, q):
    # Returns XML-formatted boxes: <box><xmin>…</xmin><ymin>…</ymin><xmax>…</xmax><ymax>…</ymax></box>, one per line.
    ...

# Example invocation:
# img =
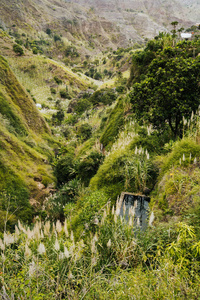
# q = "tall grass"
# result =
<box><xmin>1</xmin><ymin>200</ymin><xmax>200</xmax><ymax>299</ymax></box>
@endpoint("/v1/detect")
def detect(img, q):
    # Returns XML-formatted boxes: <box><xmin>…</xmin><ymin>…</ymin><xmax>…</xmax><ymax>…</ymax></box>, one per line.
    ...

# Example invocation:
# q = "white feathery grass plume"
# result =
<box><xmin>68</xmin><ymin>270</ymin><xmax>74</xmax><ymax>279</ymax></box>
<box><xmin>115</xmin><ymin>206</ymin><xmax>120</xmax><ymax>216</ymax></box>
<box><xmin>38</xmin><ymin>243</ymin><xmax>46</xmax><ymax>255</ymax></box>
<box><xmin>91</xmin><ymin>239</ymin><xmax>96</xmax><ymax>254</ymax></box>
<box><xmin>15</xmin><ymin>225</ymin><xmax>20</xmax><ymax>236</ymax></box>
<box><xmin>64</xmin><ymin>246</ymin><xmax>70</xmax><ymax>258</ymax></box>
<box><xmin>129</xmin><ymin>206</ymin><xmax>135</xmax><ymax>218</ymax></box>
<box><xmin>70</xmin><ymin>230</ymin><xmax>74</xmax><ymax>242</ymax></box>
<box><xmin>115</xmin><ymin>196</ymin><xmax>123</xmax><ymax>216</ymax></box>
<box><xmin>0</xmin><ymin>238</ymin><xmax>5</xmax><ymax>251</ymax></box>
<box><xmin>29</xmin><ymin>261</ymin><xmax>36</xmax><ymax>277</ymax></box>
<box><xmin>59</xmin><ymin>252</ymin><xmax>64</xmax><ymax>260</ymax></box>
<box><xmin>56</xmin><ymin>220</ymin><xmax>62</xmax><ymax>233</ymax></box>
<box><xmin>69</xmin><ymin>244</ymin><xmax>75</xmax><ymax>256</ymax></box>
<box><xmin>191</xmin><ymin>111</ymin><xmax>194</xmax><ymax>121</ymax></box>
<box><xmin>40</xmin><ymin>230</ymin><xmax>44</xmax><ymax>239</ymax></box>
<box><xmin>1</xmin><ymin>253</ymin><xmax>6</xmax><ymax>262</ymax></box>
<box><xmin>25</xmin><ymin>243</ymin><xmax>32</xmax><ymax>258</ymax></box>
<box><xmin>131</xmin><ymin>240</ymin><xmax>137</xmax><ymax>247</ymax></box>
<box><xmin>18</xmin><ymin>220</ymin><xmax>26</xmax><ymax>234</ymax></box>
<box><xmin>123</xmin><ymin>202</ymin><xmax>126</xmax><ymax>216</ymax></box>
<box><xmin>137</xmin><ymin>217</ymin><xmax>140</xmax><ymax>227</ymax></box>
<box><xmin>93</xmin><ymin>233</ymin><xmax>98</xmax><ymax>243</ymax></box>
<box><xmin>183</xmin><ymin>153</ymin><xmax>185</xmax><ymax>161</ymax></box>
<box><xmin>93</xmin><ymin>217</ymin><xmax>99</xmax><ymax>225</ymax></box>
<box><xmin>146</xmin><ymin>152</ymin><xmax>150</xmax><ymax>160</ymax></box>
<box><xmin>107</xmin><ymin>239</ymin><xmax>111</xmax><ymax>248</ymax></box>
<box><xmin>149</xmin><ymin>211</ymin><xmax>155</xmax><ymax>227</ymax></box>
<box><xmin>112</xmin><ymin>205</ymin><xmax>115</xmax><ymax>215</ymax></box>
<box><xmin>33</xmin><ymin>222</ymin><xmax>40</xmax><ymax>240</ymax></box>
<box><xmin>183</xmin><ymin>116</ymin><xmax>187</xmax><ymax>126</ymax></box>
<box><xmin>190</xmin><ymin>153</ymin><xmax>192</xmax><ymax>160</ymax></box>
<box><xmin>64</xmin><ymin>220</ymin><xmax>69</xmax><ymax>237</ymax></box>
<box><xmin>129</xmin><ymin>216</ymin><xmax>133</xmax><ymax>227</ymax></box>
<box><xmin>4</xmin><ymin>232</ymin><xmax>14</xmax><ymax>245</ymax></box>
<box><xmin>135</xmin><ymin>146</ymin><xmax>138</xmax><ymax>155</ymax></box>
<box><xmin>54</xmin><ymin>239</ymin><xmax>60</xmax><ymax>251</ymax></box>
<box><xmin>44</xmin><ymin>221</ymin><xmax>50</xmax><ymax>236</ymax></box>
<box><xmin>91</xmin><ymin>256</ymin><xmax>97</xmax><ymax>266</ymax></box>
<box><xmin>194</xmin><ymin>157</ymin><xmax>197</xmax><ymax>164</ymax></box>
<box><xmin>101</xmin><ymin>209</ymin><xmax>107</xmax><ymax>225</ymax></box>
<box><xmin>114</xmin><ymin>214</ymin><xmax>117</xmax><ymax>224</ymax></box>
<box><xmin>26</xmin><ymin>227</ymin><xmax>34</xmax><ymax>240</ymax></box>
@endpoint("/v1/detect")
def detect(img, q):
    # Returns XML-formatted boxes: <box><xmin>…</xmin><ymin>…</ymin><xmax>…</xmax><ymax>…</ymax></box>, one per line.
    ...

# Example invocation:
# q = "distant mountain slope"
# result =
<box><xmin>0</xmin><ymin>0</ymin><xmax>199</xmax><ymax>49</ymax></box>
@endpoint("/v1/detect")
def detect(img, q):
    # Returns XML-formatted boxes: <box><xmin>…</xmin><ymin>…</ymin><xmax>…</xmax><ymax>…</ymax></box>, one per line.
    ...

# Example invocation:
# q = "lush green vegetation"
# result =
<box><xmin>1</xmin><ymin>21</ymin><xmax>200</xmax><ymax>299</ymax></box>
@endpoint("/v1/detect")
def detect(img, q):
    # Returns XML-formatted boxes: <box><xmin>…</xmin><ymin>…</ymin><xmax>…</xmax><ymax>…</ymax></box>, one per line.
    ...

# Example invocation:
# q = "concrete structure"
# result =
<box><xmin>181</xmin><ymin>33</ymin><xmax>192</xmax><ymax>40</ymax></box>
<box><xmin>119</xmin><ymin>192</ymin><xmax>150</xmax><ymax>229</ymax></box>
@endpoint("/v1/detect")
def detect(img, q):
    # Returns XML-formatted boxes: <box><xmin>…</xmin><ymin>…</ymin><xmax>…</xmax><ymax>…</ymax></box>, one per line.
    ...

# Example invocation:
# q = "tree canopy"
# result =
<box><xmin>129</xmin><ymin>42</ymin><xmax>200</xmax><ymax>137</ymax></box>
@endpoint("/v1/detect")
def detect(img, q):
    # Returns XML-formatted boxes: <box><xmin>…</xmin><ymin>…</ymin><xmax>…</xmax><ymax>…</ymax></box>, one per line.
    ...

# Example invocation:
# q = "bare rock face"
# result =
<box><xmin>0</xmin><ymin>0</ymin><xmax>199</xmax><ymax>49</ymax></box>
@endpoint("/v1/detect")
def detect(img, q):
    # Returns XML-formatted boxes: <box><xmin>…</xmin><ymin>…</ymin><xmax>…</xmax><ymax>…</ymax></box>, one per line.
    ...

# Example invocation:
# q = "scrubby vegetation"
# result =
<box><xmin>1</xmin><ymin>20</ymin><xmax>200</xmax><ymax>299</ymax></box>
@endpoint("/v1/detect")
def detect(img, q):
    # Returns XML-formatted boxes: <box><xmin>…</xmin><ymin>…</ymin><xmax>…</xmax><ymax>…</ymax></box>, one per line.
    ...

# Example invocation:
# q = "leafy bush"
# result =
<box><xmin>160</xmin><ymin>138</ymin><xmax>200</xmax><ymax>175</ymax></box>
<box><xmin>51</xmin><ymin>109</ymin><xmax>64</xmax><ymax>125</ymax></box>
<box><xmin>44</xmin><ymin>179</ymin><xmax>81</xmax><ymax>220</ymax></box>
<box><xmin>13</xmin><ymin>44</ymin><xmax>24</xmax><ymax>56</ymax></box>
<box><xmin>89</xmin><ymin>88</ymin><xmax>117</xmax><ymax>106</ymax></box>
<box><xmin>59</xmin><ymin>89</ymin><xmax>69</xmax><ymax>99</ymax></box>
<box><xmin>32</xmin><ymin>47</ymin><xmax>38</xmax><ymax>54</ymax></box>
<box><xmin>54</xmin><ymin>76</ymin><xmax>62</xmax><ymax>85</ymax></box>
<box><xmin>54</xmin><ymin>154</ymin><xmax>76</xmax><ymax>187</ymax></box>
<box><xmin>77</xmin><ymin>123</ymin><xmax>92</xmax><ymax>141</ymax></box>
<box><xmin>74</xmin><ymin>99</ymin><xmax>92</xmax><ymax>115</ymax></box>
<box><xmin>77</xmin><ymin>151</ymin><xmax>104</xmax><ymax>185</ymax></box>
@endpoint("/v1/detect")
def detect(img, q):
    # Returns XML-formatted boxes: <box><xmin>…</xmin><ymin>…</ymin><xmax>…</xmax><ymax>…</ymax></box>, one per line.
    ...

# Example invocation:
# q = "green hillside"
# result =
<box><xmin>1</xmin><ymin>17</ymin><xmax>200</xmax><ymax>299</ymax></box>
<box><xmin>0</xmin><ymin>55</ymin><xmax>55</xmax><ymax>228</ymax></box>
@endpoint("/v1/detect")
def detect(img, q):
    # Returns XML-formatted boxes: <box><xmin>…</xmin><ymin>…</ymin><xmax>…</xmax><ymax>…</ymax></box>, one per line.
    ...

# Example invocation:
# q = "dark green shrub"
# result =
<box><xmin>89</xmin><ymin>88</ymin><xmax>117</xmax><ymax>106</ymax></box>
<box><xmin>94</xmin><ymin>72</ymin><xmax>102</xmax><ymax>80</ymax></box>
<box><xmin>44</xmin><ymin>179</ymin><xmax>80</xmax><ymax>220</ymax></box>
<box><xmin>65</xmin><ymin>46</ymin><xmax>79</xmax><ymax>57</ymax></box>
<box><xmin>51</xmin><ymin>109</ymin><xmax>64</xmax><ymax>125</ymax></box>
<box><xmin>32</xmin><ymin>47</ymin><xmax>38</xmax><ymax>54</ymax></box>
<box><xmin>77</xmin><ymin>151</ymin><xmax>104</xmax><ymax>185</ymax></box>
<box><xmin>77</xmin><ymin>123</ymin><xmax>92</xmax><ymax>141</ymax></box>
<box><xmin>54</xmin><ymin>76</ymin><xmax>62</xmax><ymax>85</ymax></box>
<box><xmin>13</xmin><ymin>44</ymin><xmax>24</xmax><ymax>56</ymax></box>
<box><xmin>54</xmin><ymin>34</ymin><xmax>61</xmax><ymax>42</ymax></box>
<box><xmin>74</xmin><ymin>99</ymin><xmax>92</xmax><ymax>115</ymax></box>
<box><xmin>54</xmin><ymin>154</ymin><xmax>76</xmax><ymax>187</ymax></box>
<box><xmin>59</xmin><ymin>89</ymin><xmax>68</xmax><ymax>98</ymax></box>
<box><xmin>46</xmin><ymin>28</ymin><xmax>51</xmax><ymax>35</ymax></box>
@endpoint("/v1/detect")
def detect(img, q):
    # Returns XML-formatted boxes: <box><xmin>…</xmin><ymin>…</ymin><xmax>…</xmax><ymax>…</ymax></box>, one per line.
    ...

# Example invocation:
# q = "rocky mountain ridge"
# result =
<box><xmin>0</xmin><ymin>0</ymin><xmax>199</xmax><ymax>51</ymax></box>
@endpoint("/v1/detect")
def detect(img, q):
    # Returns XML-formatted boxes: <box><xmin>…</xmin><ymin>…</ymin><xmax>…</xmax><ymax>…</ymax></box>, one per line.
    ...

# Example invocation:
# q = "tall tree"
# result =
<box><xmin>130</xmin><ymin>47</ymin><xmax>200</xmax><ymax>137</ymax></box>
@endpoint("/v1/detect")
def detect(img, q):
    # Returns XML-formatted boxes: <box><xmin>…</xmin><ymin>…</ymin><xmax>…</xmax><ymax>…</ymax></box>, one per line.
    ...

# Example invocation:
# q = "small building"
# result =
<box><xmin>181</xmin><ymin>33</ymin><xmax>192</xmax><ymax>40</ymax></box>
<box><xmin>118</xmin><ymin>192</ymin><xmax>150</xmax><ymax>229</ymax></box>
